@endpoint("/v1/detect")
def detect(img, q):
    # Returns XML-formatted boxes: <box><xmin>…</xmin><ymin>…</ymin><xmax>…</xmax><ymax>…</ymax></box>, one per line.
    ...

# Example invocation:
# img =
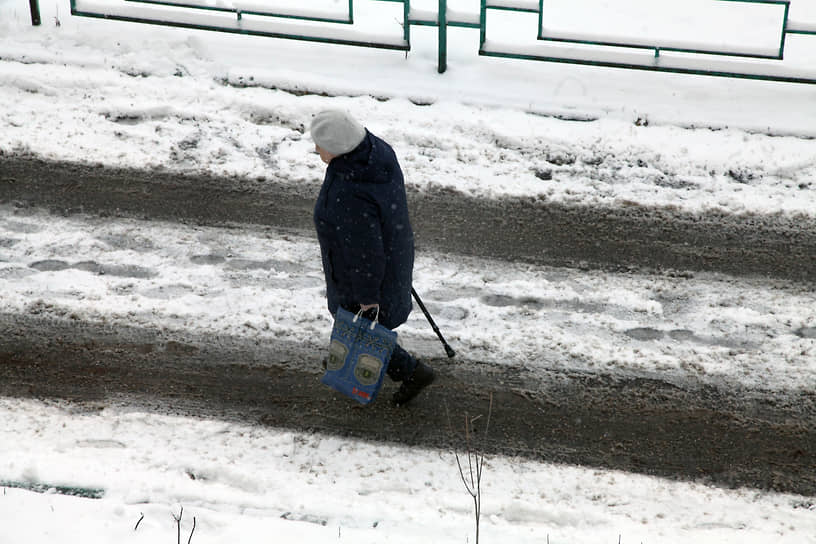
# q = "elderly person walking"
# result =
<box><xmin>310</xmin><ymin>109</ymin><xmax>435</xmax><ymax>406</ymax></box>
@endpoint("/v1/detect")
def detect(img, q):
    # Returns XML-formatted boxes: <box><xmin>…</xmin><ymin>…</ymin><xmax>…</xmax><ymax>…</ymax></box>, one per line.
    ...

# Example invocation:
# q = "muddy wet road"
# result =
<box><xmin>2</xmin><ymin>313</ymin><xmax>814</xmax><ymax>496</ymax></box>
<box><xmin>3</xmin><ymin>154</ymin><xmax>815</xmax><ymax>281</ymax></box>
<box><xmin>1</xmin><ymin>154</ymin><xmax>815</xmax><ymax>497</ymax></box>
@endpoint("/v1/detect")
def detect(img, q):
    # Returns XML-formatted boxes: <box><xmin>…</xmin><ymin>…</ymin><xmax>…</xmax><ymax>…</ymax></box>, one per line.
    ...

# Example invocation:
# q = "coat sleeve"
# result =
<box><xmin>339</xmin><ymin>189</ymin><xmax>386</xmax><ymax>305</ymax></box>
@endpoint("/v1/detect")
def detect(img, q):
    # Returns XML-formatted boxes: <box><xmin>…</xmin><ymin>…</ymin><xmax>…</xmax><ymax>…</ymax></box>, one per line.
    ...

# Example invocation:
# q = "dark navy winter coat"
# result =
<box><xmin>313</xmin><ymin>130</ymin><xmax>414</xmax><ymax>330</ymax></box>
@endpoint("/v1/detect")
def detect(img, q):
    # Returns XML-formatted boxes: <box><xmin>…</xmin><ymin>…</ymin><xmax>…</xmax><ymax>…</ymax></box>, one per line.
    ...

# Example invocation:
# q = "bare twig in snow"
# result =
<box><xmin>173</xmin><ymin>506</ymin><xmax>184</xmax><ymax>544</ymax></box>
<box><xmin>172</xmin><ymin>506</ymin><xmax>196</xmax><ymax>544</ymax></box>
<box><xmin>188</xmin><ymin>516</ymin><xmax>197</xmax><ymax>544</ymax></box>
<box><xmin>446</xmin><ymin>393</ymin><xmax>493</xmax><ymax>544</ymax></box>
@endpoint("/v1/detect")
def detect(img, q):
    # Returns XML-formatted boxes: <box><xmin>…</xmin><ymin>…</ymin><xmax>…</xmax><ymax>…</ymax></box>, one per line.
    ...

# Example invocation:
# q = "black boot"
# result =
<box><xmin>392</xmin><ymin>360</ymin><xmax>435</xmax><ymax>406</ymax></box>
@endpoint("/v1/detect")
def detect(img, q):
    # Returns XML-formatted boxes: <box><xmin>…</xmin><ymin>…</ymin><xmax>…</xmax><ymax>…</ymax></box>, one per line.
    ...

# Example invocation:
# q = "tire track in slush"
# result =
<box><xmin>0</xmin><ymin>312</ymin><xmax>814</xmax><ymax>497</ymax></box>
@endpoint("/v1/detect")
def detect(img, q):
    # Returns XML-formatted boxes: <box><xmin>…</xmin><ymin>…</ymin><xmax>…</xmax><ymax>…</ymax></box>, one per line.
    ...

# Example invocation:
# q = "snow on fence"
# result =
<box><xmin>48</xmin><ymin>0</ymin><xmax>816</xmax><ymax>83</ymax></box>
<box><xmin>69</xmin><ymin>0</ymin><xmax>410</xmax><ymax>50</ymax></box>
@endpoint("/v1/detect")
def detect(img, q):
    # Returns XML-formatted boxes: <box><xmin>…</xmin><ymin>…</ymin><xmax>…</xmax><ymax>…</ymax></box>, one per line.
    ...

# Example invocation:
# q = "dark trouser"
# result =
<box><xmin>387</xmin><ymin>344</ymin><xmax>418</xmax><ymax>382</ymax></box>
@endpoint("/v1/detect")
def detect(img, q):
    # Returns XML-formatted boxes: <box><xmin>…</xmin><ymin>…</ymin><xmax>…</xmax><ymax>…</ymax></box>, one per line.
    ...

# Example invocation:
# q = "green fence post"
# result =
<box><xmin>479</xmin><ymin>0</ymin><xmax>486</xmax><ymax>48</ymax></box>
<box><xmin>404</xmin><ymin>0</ymin><xmax>410</xmax><ymax>44</ymax></box>
<box><xmin>438</xmin><ymin>0</ymin><xmax>447</xmax><ymax>73</ymax></box>
<box><xmin>29</xmin><ymin>0</ymin><xmax>41</xmax><ymax>25</ymax></box>
<box><xmin>778</xmin><ymin>0</ymin><xmax>790</xmax><ymax>59</ymax></box>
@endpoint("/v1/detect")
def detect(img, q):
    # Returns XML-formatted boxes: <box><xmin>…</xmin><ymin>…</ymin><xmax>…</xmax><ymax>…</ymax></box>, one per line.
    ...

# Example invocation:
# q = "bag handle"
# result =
<box><xmin>353</xmin><ymin>306</ymin><xmax>380</xmax><ymax>330</ymax></box>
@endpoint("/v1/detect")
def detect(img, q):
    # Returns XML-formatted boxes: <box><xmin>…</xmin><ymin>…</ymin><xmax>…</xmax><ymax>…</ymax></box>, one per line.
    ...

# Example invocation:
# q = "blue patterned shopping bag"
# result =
<box><xmin>321</xmin><ymin>307</ymin><xmax>397</xmax><ymax>405</ymax></box>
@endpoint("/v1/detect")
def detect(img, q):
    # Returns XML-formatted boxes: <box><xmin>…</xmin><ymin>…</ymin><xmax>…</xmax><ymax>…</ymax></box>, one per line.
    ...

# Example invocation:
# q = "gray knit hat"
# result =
<box><xmin>310</xmin><ymin>110</ymin><xmax>366</xmax><ymax>156</ymax></box>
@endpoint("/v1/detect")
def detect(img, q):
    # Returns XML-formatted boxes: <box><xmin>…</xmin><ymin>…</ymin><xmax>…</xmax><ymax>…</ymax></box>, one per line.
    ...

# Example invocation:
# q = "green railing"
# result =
<box><xmin>60</xmin><ymin>0</ymin><xmax>816</xmax><ymax>83</ymax></box>
<box><xmin>69</xmin><ymin>0</ymin><xmax>409</xmax><ymax>50</ymax></box>
<box><xmin>530</xmin><ymin>0</ymin><xmax>790</xmax><ymax>60</ymax></box>
<box><xmin>478</xmin><ymin>0</ymin><xmax>816</xmax><ymax>83</ymax></box>
<box><xmin>123</xmin><ymin>0</ymin><xmax>356</xmax><ymax>25</ymax></box>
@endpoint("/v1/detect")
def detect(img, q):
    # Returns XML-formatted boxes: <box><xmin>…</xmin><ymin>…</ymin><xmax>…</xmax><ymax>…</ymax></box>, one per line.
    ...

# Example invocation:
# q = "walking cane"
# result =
<box><xmin>411</xmin><ymin>287</ymin><xmax>456</xmax><ymax>358</ymax></box>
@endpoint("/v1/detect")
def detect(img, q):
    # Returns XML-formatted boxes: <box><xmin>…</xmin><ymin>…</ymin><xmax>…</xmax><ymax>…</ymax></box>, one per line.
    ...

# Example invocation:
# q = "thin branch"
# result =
<box><xmin>446</xmin><ymin>394</ymin><xmax>493</xmax><ymax>544</ymax></box>
<box><xmin>446</xmin><ymin>401</ymin><xmax>476</xmax><ymax>497</ymax></box>
<box><xmin>173</xmin><ymin>506</ymin><xmax>184</xmax><ymax>544</ymax></box>
<box><xmin>466</xmin><ymin>413</ymin><xmax>476</xmax><ymax>492</ymax></box>
<box><xmin>188</xmin><ymin>517</ymin><xmax>197</xmax><ymax>544</ymax></box>
<box><xmin>134</xmin><ymin>512</ymin><xmax>144</xmax><ymax>531</ymax></box>
<box><xmin>484</xmin><ymin>393</ymin><xmax>493</xmax><ymax>438</ymax></box>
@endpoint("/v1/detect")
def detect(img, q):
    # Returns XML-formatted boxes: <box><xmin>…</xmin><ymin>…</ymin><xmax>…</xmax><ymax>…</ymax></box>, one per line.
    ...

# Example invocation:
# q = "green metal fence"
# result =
<box><xmin>124</xmin><ymin>0</ymin><xmax>355</xmax><ymax>25</ymax></box>
<box><xmin>479</xmin><ymin>0</ymin><xmax>816</xmax><ymax>84</ymax></box>
<box><xmin>70</xmin><ymin>0</ymin><xmax>410</xmax><ymax>50</ymax></box>
<box><xmin>529</xmin><ymin>0</ymin><xmax>790</xmax><ymax>60</ymax></box>
<box><xmin>58</xmin><ymin>0</ymin><xmax>816</xmax><ymax>83</ymax></box>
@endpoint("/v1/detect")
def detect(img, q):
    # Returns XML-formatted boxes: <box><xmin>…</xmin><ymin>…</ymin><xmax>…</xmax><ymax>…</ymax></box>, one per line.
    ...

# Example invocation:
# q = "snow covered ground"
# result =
<box><xmin>2</xmin><ymin>398</ymin><xmax>815</xmax><ymax>544</ymax></box>
<box><xmin>2</xmin><ymin>0</ymin><xmax>816</xmax><ymax>217</ymax></box>
<box><xmin>1</xmin><ymin>0</ymin><xmax>815</xmax><ymax>542</ymax></box>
